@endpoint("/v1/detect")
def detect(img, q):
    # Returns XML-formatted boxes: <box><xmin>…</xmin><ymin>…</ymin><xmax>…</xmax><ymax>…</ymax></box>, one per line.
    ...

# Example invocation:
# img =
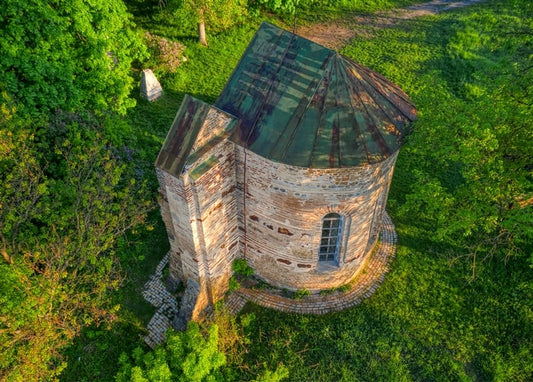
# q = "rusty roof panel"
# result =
<box><xmin>215</xmin><ymin>22</ymin><xmax>417</xmax><ymax>168</ymax></box>
<box><xmin>156</xmin><ymin>95</ymin><xmax>209</xmax><ymax>177</ymax></box>
<box><xmin>156</xmin><ymin>95</ymin><xmax>237</xmax><ymax>177</ymax></box>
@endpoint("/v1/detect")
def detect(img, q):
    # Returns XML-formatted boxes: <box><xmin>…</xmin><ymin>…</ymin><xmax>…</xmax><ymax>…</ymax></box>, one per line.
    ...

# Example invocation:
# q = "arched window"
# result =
<box><xmin>319</xmin><ymin>213</ymin><xmax>344</xmax><ymax>263</ymax></box>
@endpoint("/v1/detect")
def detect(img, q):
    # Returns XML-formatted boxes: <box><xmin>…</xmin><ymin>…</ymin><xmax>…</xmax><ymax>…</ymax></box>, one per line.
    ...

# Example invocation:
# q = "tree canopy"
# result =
<box><xmin>0</xmin><ymin>0</ymin><xmax>146</xmax><ymax>116</ymax></box>
<box><xmin>172</xmin><ymin>0</ymin><xmax>248</xmax><ymax>46</ymax></box>
<box><xmin>0</xmin><ymin>1</ymin><xmax>152</xmax><ymax>379</ymax></box>
<box><xmin>0</xmin><ymin>106</ymin><xmax>153</xmax><ymax>380</ymax></box>
<box><xmin>395</xmin><ymin>5</ymin><xmax>533</xmax><ymax>274</ymax></box>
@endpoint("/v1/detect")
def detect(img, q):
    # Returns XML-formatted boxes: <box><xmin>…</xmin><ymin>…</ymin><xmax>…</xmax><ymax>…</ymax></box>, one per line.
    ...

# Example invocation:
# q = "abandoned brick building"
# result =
<box><xmin>155</xmin><ymin>22</ymin><xmax>417</xmax><ymax>320</ymax></box>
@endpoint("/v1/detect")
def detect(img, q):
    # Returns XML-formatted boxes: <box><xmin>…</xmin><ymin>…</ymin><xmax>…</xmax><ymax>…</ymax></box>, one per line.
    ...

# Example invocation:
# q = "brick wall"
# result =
<box><xmin>157</xmin><ymin>108</ymin><xmax>400</xmax><ymax>307</ymax></box>
<box><xmin>182</xmin><ymin>139</ymin><xmax>240</xmax><ymax>303</ymax></box>
<box><xmin>157</xmin><ymin>108</ymin><xmax>241</xmax><ymax>315</ymax></box>
<box><xmin>236</xmin><ymin>147</ymin><xmax>398</xmax><ymax>291</ymax></box>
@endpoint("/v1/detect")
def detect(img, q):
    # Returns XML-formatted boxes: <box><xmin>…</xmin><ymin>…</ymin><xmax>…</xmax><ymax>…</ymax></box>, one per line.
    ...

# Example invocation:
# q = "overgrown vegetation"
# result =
<box><xmin>293</xmin><ymin>288</ymin><xmax>311</xmax><ymax>300</ymax></box>
<box><xmin>115</xmin><ymin>307</ymin><xmax>288</xmax><ymax>382</ymax></box>
<box><xmin>0</xmin><ymin>0</ymin><xmax>147</xmax><ymax>116</ymax></box>
<box><xmin>232</xmin><ymin>258</ymin><xmax>254</xmax><ymax>277</ymax></box>
<box><xmin>116</xmin><ymin>322</ymin><xmax>226</xmax><ymax>381</ymax></box>
<box><xmin>0</xmin><ymin>1</ymin><xmax>153</xmax><ymax>379</ymax></box>
<box><xmin>1</xmin><ymin>0</ymin><xmax>531</xmax><ymax>380</ymax></box>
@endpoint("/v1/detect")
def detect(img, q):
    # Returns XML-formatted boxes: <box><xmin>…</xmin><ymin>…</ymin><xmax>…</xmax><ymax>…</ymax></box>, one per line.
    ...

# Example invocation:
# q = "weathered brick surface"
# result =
<box><xmin>229</xmin><ymin>212</ymin><xmax>397</xmax><ymax>314</ymax></box>
<box><xmin>157</xmin><ymin>108</ymin><xmax>241</xmax><ymax>316</ymax></box>
<box><xmin>236</xmin><ymin>147</ymin><xmax>397</xmax><ymax>291</ymax></box>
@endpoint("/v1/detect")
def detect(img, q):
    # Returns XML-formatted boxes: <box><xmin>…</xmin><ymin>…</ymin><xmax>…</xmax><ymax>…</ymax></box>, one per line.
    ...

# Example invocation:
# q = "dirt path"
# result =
<box><xmin>296</xmin><ymin>0</ymin><xmax>489</xmax><ymax>50</ymax></box>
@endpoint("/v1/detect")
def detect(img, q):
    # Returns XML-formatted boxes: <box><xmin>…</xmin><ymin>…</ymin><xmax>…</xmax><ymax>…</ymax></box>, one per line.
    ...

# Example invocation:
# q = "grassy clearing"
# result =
<box><xmin>238</xmin><ymin>252</ymin><xmax>531</xmax><ymax>381</ymax></box>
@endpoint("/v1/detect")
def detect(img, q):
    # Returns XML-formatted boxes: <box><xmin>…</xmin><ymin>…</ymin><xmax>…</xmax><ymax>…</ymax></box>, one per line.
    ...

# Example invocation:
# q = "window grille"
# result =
<box><xmin>319</xmin><ymin>213</ymin><xmax>343</xmax><ymax>263</ymax></box>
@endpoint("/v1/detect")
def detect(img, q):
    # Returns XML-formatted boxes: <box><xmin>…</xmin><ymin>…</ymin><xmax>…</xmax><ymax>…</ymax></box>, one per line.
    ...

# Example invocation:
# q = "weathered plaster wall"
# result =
<box><xmin>235</xmin><ymin>147</ymin><xmax>398</xmax><ymax>291</ymax></box>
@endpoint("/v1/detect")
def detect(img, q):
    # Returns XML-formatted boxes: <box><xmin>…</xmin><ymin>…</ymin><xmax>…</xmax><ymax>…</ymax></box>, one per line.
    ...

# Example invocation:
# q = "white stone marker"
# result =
<box><xmin>140</xmin><ymin>69</ymin><xmax>163</xmax><ymax>101</ymax></box>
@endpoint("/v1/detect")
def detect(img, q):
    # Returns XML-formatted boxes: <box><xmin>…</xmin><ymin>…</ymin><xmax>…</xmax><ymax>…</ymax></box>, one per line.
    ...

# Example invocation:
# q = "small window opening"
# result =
<box><xmin>319</xmin><ymin>213</ymin><xmax>343</xmax><ymax>264</ymax></box>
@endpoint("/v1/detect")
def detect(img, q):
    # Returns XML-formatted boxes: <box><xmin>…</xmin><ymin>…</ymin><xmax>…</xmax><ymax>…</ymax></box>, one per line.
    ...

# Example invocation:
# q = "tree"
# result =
<box><xmin>0</xmin><ymin>2</ymin><xmax>151</xmax><ymax>380</ymax></box>
<box><xmin>177</xmin><ymin>0</ymin><xmax>248</xmax><ymax>46</ymax></box>
<box><xmin>0</xmin><ymin>0</ymin><xmax>146</xmax><ymax>116</ymax></box>
<box><xmin>0</xmin><ymin>107</ymin><xmax>153</xmax><ymax>380</ymax></box>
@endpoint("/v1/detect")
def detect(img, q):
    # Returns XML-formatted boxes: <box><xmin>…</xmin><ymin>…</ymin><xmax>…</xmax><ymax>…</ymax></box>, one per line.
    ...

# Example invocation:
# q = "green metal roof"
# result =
<box><xmin>155</xmin><ymin>95</ymin><xmax>237</xmax><ymax>177</ymax></box>
<box><xmin>157</xmin><ymin>23</ymin><xmax>418</xmax><ymax>176</ymax></box>
<box><xmin>215</xmin><ymin>22</ymin><xmax>417</xmax><ymax>168</ymax></box>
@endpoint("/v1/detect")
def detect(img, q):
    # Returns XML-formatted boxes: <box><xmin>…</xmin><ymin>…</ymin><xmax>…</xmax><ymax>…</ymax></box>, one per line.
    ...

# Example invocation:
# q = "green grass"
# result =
<box><xmin>238</xmin><ymin>249</ymin><xmax>531</xmax><ymax>381</ymax></box>
<box><xmin>293</xmin><ymin>0</ymin><xmax>425</xmax><ymax>24</ymax></box>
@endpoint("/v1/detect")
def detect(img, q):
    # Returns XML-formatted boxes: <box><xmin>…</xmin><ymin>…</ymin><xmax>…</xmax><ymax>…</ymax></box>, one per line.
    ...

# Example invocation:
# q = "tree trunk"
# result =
<box><xmin>198</xmin><ymin>19</ymin><xmax>207</xmax><ymax>46</ymax></box>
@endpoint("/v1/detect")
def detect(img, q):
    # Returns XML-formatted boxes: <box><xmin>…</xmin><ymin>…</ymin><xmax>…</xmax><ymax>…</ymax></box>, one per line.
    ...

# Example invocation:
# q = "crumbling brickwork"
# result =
<box><xmin>157</xmin><ymin>107</ymin><xmax>241</xmax><ymax>316</ymax></box>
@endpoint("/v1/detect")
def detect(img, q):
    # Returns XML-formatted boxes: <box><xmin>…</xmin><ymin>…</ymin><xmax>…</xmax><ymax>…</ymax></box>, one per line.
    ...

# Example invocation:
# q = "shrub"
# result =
<box><xmin>144</xmin><ymin>32</ymin><xmax>186</xmax><ymax>73</ymax></box>
<box><xmin>293</xmin><ymin>288</ymin><xmax>311</xmax><ymax>300</ymax></box>
<box><xmin>115</xmin><ymin>322</ymin><xmax>225</xmax><ymax>382</ymax></box>
<box><xmin>228</xmin><ymin>276</ymin><xmax>241</xmax><ymax>292</ymax></box>
<box><xmin>337</xmin><ymin>284</ymin><xmax>351</xmax><ymax>293</ymax></box>
<box><xmin>232</xmin><ymin>258</ymin><xmax>254</xmax><ymax>277</ymax></box>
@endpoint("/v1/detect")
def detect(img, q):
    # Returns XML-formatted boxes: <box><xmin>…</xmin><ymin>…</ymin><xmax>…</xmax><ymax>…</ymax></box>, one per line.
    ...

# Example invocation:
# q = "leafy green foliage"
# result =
<box><xmin>115</xmin><ymin>306</ymin><xmax>288</xmax><ymax>382</ymax></box>
<box><xmin>0</xmin><ymin>107</ymin><xmax>153</xmax><ymax>380</ymax></box>
<box><xmin>254</xmin><ymin>0</ymin><xmax>422</xmax><ymax>21</ymax></box>
<box><xmin>0</xmin><ymin>0</ymin><xmax>146</xmax><ymax>116</ymax></box>
<box><xmin>58</xmin><ymin>214</ymin><xmax>168</xmax><ymax>381</ymax></box>
<box><xmin>228</xmin><ymin>276</ymin><xmax>241</xmax><ymax>291</ymax></box>
<box><xmin>253</xmin><ymin>363</ymin><xmax>289</xmax><ymax>382</ymax></box>
<box><xmin>319</xmin><ymin>284</ymin><xmax>351</xmax><ymax>295</ymax></box>
<box><xmin>116</xmin><ymin>323</ymin><xmax>226</xmax><ymax>382</ymax></box>
<box><xmin>0</xmin><ymin>1</ymin><xmax>155</xmax><ymax>378</ymax></box>
<box><xmin>171</xmin><ymin>0</ymin><xmax>249</xmax><ymax>45</ymax></box>
<box><xmin>293</xmin><ymin>288</ymin><xmax>311</xmax><ymax>299</ymax></box>
<box><xmin>232</xmin><ymin>258</ymin><xmax>254</xmax><ymax>276</ymax></box>
<box><xmin>255</xmin><ymin>0</ymin><xmax>298</xmax><ymax>15</ymax></box>
<box><xmin>144</xmin><ymin>32</ymin><xmax>187</xmax><ymax>73</ymax></box>
<box><xmin>393</xmin><ymin>1</ymin><xmax>532</xmax><ymax>274</ymax></box>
